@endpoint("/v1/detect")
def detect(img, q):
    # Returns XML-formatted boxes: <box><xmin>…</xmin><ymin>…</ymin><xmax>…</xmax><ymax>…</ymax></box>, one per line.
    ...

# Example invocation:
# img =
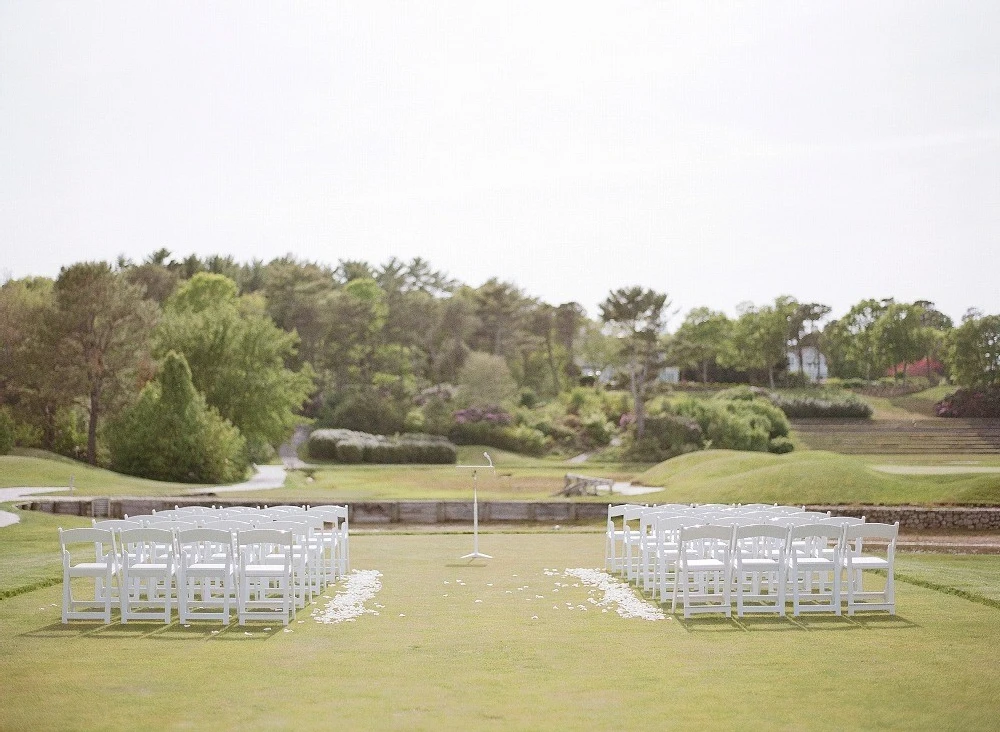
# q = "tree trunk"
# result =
<box><xmin>768</xmin><ymin>366</ymin><xmax>775</xmax><ymax>389</ymax></box>
<box><xmin>701</xmin><ymin>359</ymin><xmax>708</xmax><ymax>384</ymax></box>
<box><xmin>630</xmin><ymin>365</ymin><xmax>646</xmax><ymax>439</ymax></box>
<box><xmin>87</xmin><ymin>385</ymin><xmax>100</xmax><ymax>465</ymax></box>
<box><xmin>545</xmin><ymin>331</ymin><xmax>560</xmax><ymax>395</ymax></box>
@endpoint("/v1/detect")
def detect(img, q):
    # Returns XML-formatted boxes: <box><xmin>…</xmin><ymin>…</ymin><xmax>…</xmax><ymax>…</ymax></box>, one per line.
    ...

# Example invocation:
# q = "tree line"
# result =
<box><xmin>1</xmin><ymin>250</ymin><xmax>997</xmax><ymax>474</ymax></box>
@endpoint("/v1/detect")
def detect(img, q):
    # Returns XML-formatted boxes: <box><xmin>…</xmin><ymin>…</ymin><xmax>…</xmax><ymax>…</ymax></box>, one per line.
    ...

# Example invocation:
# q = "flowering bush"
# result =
<box><xmin>452</xmin><ymin>406</ymin><xmax>512</xmax><ymax>426</ymax></box>
<box><xmin>935</xmin><ymin>387</ymin><xmax>1000</xmax><ymax>418</ymax></box>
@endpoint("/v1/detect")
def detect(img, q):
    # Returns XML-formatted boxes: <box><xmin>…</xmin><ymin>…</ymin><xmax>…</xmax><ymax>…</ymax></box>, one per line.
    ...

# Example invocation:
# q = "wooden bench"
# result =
<box><xmin>555</xmin><ymin>473</ymin><xmax>615</xmax><ymax>497</ymax></box>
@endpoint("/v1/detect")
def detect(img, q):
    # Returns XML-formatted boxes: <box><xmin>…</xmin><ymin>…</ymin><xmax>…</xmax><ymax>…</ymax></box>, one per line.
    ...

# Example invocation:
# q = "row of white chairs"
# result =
<box><xmin>59</xmin><ymin>504</ymin><xmax>349</xmax><ymax>626</ymax></box>
<box><xmin>606</xmin><ymin>503</ymin><xmax>898</xmax><ymax>618</ymax></box>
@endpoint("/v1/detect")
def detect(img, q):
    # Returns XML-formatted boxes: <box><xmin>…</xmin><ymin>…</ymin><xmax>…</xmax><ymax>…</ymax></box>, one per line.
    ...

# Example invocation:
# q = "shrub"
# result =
<box><xmin>713</xmin><ymin>386</ymin><xmax>771</xmax><ymax>402</ymax></box>
<box><xmin>935</xmin><ymin>387</ymin><xmax>1000</xmax><ymax>418</ymax></box>
<box><xmin>581</xmin><ymin>413</ymin><xmax>616</xmax><ymax>447</ymax></box>
<box><xmin>0</xmin><ymin>407</ymin><xmax>14</xmax><ymax>455</ymax></box>
<box><xmin>106</xmin><ymin>352</ymin><xmax>249</xmax><ymax>484</ymax></box>
<box><xmin>449</xmin><ymin>422</ymin><xmax>548</xmax><ymax>456</ymax></box>
<box><xmin>403</xmin><ymin>408</ymin><xmax>426</xmax><ymax>433</ymax></box>
<box><xmin>768</xmin><ymin>436</ymin><xmax>795</xmax><ymax>454</ymax></box>
<box><xmin>622</xmin><ymin>413</ymin><xmax>702</xmax><ymax>462</ymax></box>
<box><xmin>323</xmin><ymin>392</ymin><xmax>407</xmax><ymax>435</ymax></box>
<box><xmin>768</xmin><ymin>393</ymin><xmax>872</xmax><ymax>419</ymax></box>
<box><xmin>308</xmin><ymin>428</ymin><xmax>456</xmax><ymax>464</ymax></box>
<box><xmin>335</xmin><ymin>439</ymin><xmax>365</xmax><ymax>464</ymax></box>
<box><xmin>674</xmin><ymin>398</ymin><xmax>773</xmax><ymax>453</ymax></box>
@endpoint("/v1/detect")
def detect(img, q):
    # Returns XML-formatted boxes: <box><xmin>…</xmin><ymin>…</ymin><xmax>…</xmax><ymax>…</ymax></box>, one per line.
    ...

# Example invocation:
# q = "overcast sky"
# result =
<box><xmin>1</xmin><ymin>2</ymin><xmax>998</xmax><ymax>324</ymax></box>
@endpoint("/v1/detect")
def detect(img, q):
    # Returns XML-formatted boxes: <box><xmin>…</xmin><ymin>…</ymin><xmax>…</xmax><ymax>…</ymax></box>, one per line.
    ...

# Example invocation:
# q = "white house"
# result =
<box><xmin>787</xmin><ymin>346</ymin><xmax>828</xmax><ymax>382</ymax></box>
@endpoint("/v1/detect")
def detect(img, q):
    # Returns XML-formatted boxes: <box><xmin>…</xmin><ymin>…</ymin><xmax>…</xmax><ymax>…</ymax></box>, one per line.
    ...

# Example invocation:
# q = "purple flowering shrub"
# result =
<box><xmin>935</xmin><ymin>387</ymin><xmax>1000</xmax><ymax>418</ymax></box>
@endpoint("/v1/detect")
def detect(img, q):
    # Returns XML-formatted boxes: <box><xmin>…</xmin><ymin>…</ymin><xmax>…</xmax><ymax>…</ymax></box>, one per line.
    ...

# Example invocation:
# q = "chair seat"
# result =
<box><xmin>69</xmin><ymin>562</ymin><xmax>113</xmax><ymax>575</ymax></box>
<box><xmin>847</xmin><ymin>556</ymin><xmax>890</xmax><ymax>569</ymax></box>
<box><xmin>127</xmin><ymin>562</ymin><xmax>171</xmax><ymax>574</ymax></box>
<box><xmin>686</xmin><ymin>558</ymin><xmax>726</xmax><ymax>570</ymax></box>
<box><xmin>185</xmin><ymin>562</ymin><xmax>230</xmax><ymax>574</ymax></box>
<box><xmin>738</xmin><ymin>558</ymin><xmax>780</xmax><ymax>569</ymax></box>
<box><xmin>244</xmin><ymin>564</ymin><xmax>291</xmax><ymax>577</ymax></box>
<box><xmin>792</xmin><ymin>558</ymin><xmax>835</xmax><ymax>569</ymax></box>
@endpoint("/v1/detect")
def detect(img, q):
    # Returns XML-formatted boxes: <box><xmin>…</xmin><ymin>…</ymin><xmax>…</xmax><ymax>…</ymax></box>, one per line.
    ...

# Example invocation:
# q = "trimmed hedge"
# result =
<box><xmin>769</xmin><ymin>393</ymin><xmax>873</xmax><ymax>419</ymax></box>
<box><xmin>308</xmin><ymin>429</ymin><xmax>457</xmax><ymax>464</ymax></box>
<box><xmin>935</xmin><ymin>387</ymin><xmax>1000</xmax><ymax>418</ymax></box>
<box><xmin>716</xmin><ymin>385</ymin><xmax>872</xmax><ymax>419</ymax></box>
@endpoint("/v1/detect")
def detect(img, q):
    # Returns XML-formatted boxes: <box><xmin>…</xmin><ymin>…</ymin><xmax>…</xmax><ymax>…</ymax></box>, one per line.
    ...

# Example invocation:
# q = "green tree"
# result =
<box><xmin>789</xmin><ymin>302</ymin><xmax>831</xmax><ymax>380</ymax></box>
<box><xmin>456</xmin><ymin>351</ymin><xmax>518</xmax><ymax>408</ymax></box>
<box><xmin>472</xmin><ymin>279</ymin><xmax>531</xmax><ymax>357</ymax></box>
<box><xmin>823</xmin><ymin>298</ymin><xmax>891</xmax><ymax>380</ymax></box>
<box><xmin>914</xmin><ymin>300</ymin><xmax>954</xmax><ymax>379</ymax></box>
<box><xmin>873</xmin><ymin>302</ymin><xmax>925</xmax><ymax>380</ymax></box>
<box><xmin>107</xmin><ymin>351</ymin><xmax>248</xmax><ymax>483</ymax></box>
<box><xmin>669</xmin><ymin>307</ymin><xmax>731</xmax><ymax>383</ymax></box>
<box><xmin>156</xmin><ymin>273</ymin><xmax>314</xmax><ymax>462</ymax></box>
<box><xmin>721</xmin><ymin>297</ymin><xmax>797</xmax><ymax>388</ymax></box>
<box><xmin>599</xmin><ymin>287</ymin><xmax>670</xmax><ymax>438</ymax></box>
<box><xmin>0</xmin><ymin>277</ymin><xmax>77</xmax><ymax>450</ymax></box>
<box><xmin>949</xmin><ymin>312</ymin><xmax>1000</xmax><ymax>387</ymax></box>
<box><xmin>51</xmin><ymin>263</ymin><xmax>158</xmax><ymax>464</ymax></box>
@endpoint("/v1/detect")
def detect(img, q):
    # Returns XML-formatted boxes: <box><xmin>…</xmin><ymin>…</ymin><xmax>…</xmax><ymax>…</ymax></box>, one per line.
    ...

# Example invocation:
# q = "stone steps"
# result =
<box><xmin>792</xmin><ymin>419</ymin><xmax>1000</xmax><ymax>455</ymax></box>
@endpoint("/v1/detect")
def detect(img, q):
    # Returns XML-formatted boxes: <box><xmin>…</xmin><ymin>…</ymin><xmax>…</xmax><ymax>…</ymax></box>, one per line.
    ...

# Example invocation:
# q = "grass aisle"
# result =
<box><xmin>2</xmin><ymin>532</ymin><xmax>1000</xmax><ymax>730</ymax></box>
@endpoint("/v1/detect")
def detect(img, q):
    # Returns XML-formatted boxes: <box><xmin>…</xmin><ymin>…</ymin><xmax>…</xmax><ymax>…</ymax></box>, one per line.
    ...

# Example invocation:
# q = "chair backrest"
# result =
<box><xmin>176</xmin><ymin>527</ymin><xmax>233</xmax><ymax>545</ymax></box>
<box><xmin>770</xmin><ymin>515</ymin><xmax>821</xmax><ymax>527</ymax></box>
<box><xmin>60</xmin><ymin>527</ymin><xmax>115</xmax><ymax>548</ymax></box>
<box><xmin>92</xmin><ymin>519</ymin><xmax>142</xmax><ymax>531</ymax></box>
<box><xmin>59</xmin><ymin>527</ymin><xmax>117</xmax><ymax>568</ymax></box>
<box><xmin>119</xmin><ymin>527</ymin><xmax>175</xmax><ymax>563</ymax></box>
<box><xmin>734</xmin><ymin>523</ymin><xmax>788</xmax><ymax>559</ymax></box>
<box><xmin>173</xmin><ymin>505</ymin><xmax>214</xmax><ymax>515</ymax></box>
<box><xmin>680</xmin><ymin>524</ymin><xmax>734</xmax><ymax>544</ymax></box>
<box><xmin>845</xmin><ymin>521</ymin><xmax>898</xmax><ymax>543</ymax></box>
<box><xmin>176</xmin><ymin>527</ymin><xmax>234</xmax><ymax>563</ymax></box>
<box><xmin>770</xmin><ymin>505</ymin><xmax>807</xmax><ymax>515</ymax></box>
<box><xmin>734</xmin><ymin>523</ymin><xmax>789</xmax><ymax>543</ymax></box>
<box><xmin>120</xmin><ymin>527</ymin><xmax>175</xmax><ymax>545</ymax></box>
<box><xmin>818</xmin><ymin>516</ymin><xmax>865</xmax><ymax>528</ymax></box>
<box><xmin>712</xmin><ymin>515</ymin><xmax>762</xmax><ymax>527</ymax></box>
<box><xmin>787</xmin><ymin>523</ymin><xmax>845</xmax><ymax>558</ymax></box>
<box><xmin>797</xmin><ymin>511</ymin><xmax>833</xmax><ymax>520</ymax></box>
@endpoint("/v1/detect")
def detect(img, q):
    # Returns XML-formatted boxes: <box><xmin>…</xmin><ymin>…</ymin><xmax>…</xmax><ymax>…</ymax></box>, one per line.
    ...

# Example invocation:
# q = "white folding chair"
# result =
<box><xmin>307</xmin><ymin>505</ymin><xmax>350</xmax><ymax>582</ymax></box>
<box><xmin>786</xmin><ymin>524</ymin><xmax>844</xmax><ymax>616</ymax></box>
<box><xmin>119</xmin><ymin>527</ymin><xmax>176</xmax><ymax>624</ymax></box>
<box><xmin>605</xmin><ymin>504</ymin><xmax>642</xmax><ymax>574</ymax></box>
<box><xmin>673</xmin><ymin>525</ymin><xmax>733</xmax><ymax>618</ymax></box>
<box><xmin>732</xmin><ymin>524</ymin><xmax>788</xmax><ymax>617</ymax></box>
<box><xmin>176</xmin><ymin>528</ymin><xmax>235</xmax><ymax>625</ymax></box>
<box><xmin>621</xmin><ymin>505</ymin><xmax>648</xmax><ymax>581</ymax></box>
<box><xmin>844</xmin><ymin>522</ymin><xmax>898</xmax><ymax>615</ymax></box>
<box><xmin>59</xmin><ymin>527</ymin><xmax>118</xmax><ymax>624</ymax></box>
<box><xmin>654</xmin><ymin>515</ymin><xmax>702</xmax><ymax>602</ymax></box>
<box><xmin>237</xmin><ymin>529</ymin><xmax>295</xmax><ymax>626</ymax></box>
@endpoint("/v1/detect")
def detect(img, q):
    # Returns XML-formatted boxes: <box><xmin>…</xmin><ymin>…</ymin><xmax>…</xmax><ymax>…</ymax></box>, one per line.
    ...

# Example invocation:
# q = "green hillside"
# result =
<box><xmin>637</xmin><ymin>449</ymin><xmax>1000</xmax><ymax>505</ymax></box>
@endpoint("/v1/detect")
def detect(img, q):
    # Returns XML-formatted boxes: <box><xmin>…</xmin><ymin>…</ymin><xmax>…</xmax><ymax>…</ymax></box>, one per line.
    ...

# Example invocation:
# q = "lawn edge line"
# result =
<box><xmin>892</xmin><ymin>570</ymin><xmax>1000</xmax><ymax>611</ymax></box>
<box><xmin>0</xmin><ymin>576</ymin><xmax>61</xmax><ymax>601</ymax></box>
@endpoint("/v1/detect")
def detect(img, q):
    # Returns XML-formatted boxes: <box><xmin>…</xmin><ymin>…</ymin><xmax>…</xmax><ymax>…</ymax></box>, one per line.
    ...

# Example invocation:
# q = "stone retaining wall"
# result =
<box><xmin>15</xmin><ymin>497</ymin><xmax>1000</xmax><ymax>530</ymax></box>
<box><xmin>16</xmin><ymin>497</ymin><xmax>610</xmax><ymax>524</ymax></box>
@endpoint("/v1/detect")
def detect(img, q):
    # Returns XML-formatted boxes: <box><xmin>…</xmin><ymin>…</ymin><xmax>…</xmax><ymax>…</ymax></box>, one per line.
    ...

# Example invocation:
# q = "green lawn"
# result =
<box><xmin>637</xmin><ymin>450</ymin><xmax>1000</xmax><ymax>505</ymax></box>
<box><xmin>1</xmin><ymin>527</ymin><xmax>999</xmax><ymax>730</ymax></box>
<box><xmin>0</xmin><ymin>450</ymin><xmax>209</xmax><ymax>496</ymax></box>
<box><xmin>6</xmin><ymin>445</ymin><xmax>1000</xmax><ymax>506</ymax></box>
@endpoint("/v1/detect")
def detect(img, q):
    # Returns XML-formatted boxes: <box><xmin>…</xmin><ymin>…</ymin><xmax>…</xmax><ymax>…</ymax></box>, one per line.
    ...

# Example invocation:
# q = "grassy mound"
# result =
<box><xmin>0</xmin><ymin>451</ymin><xmax>212</xmax><ymax>497</ymax></box>
<box><xmin>637</xmin><ymin>449</ymin><xmax>1000</xmax><ymax>505</ymax></box>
